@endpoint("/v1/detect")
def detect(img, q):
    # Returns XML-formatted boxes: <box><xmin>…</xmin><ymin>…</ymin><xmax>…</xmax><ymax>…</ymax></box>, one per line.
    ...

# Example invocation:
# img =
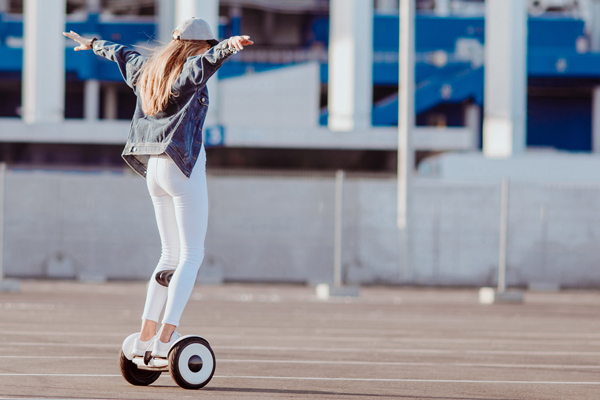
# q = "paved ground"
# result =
<box><xmin>0</xmin><ymin>281</ymin><xmax>600</xmax><ymax>399</ymax></box>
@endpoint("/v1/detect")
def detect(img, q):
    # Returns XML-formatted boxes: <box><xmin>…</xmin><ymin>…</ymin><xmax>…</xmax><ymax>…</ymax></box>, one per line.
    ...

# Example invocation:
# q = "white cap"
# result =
<box><xmin>172</xmin><ymin>17</ymin><xmax>219</xmax><ymax>46</ymax></box>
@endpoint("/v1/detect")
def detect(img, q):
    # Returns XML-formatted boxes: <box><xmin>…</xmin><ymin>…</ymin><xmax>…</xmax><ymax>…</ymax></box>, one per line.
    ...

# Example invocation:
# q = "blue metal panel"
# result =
<box><xmin>307</xmin><ymin>16</ymin><xmax>329</xmax><ymax>46</ymax></box>
<box><xmin>347</xmin><ymin>14</ymin><xmax>486</xmax><ymax>52</ymax></box>
<box><xmin>528</xmin><ymin>17</ymin><xmax>584</xmax><ymax>48</ymax></box>
<box><xmin>415</xmin><ymin>66</ymin><xmax>483</xmax><ymax>114</ymax></box>
<box><xmin>3</xmin><ymin>13</ymin><xmax>600</xmax><ymax>82</ymax></box>
<box><xmin>369</xmin><ymin>66</ymin><xmax>483</xmax><ymax>126</ymax></box>
<box><xmin>529</xmin><ymin>49</ymin><xmax>600</xmax><ymax>77</ymax></box>
<box><xmin>0</xmin><ymin>13</ymin><xmax>22</xmax><ymax>43</ymax></box>
<box><xmin>371</xmin><ymin>93</ymin><xmax>398</xmax><ymax>126</ymax></box>
<box><xmin>415</xmin><ymin>15</ymin><xmax>484</xmax><ymax>52</ymax></box>
<box><xmin>0</xmin><ymin>47</ymin><xmax>21</xmax><ymax>70</ymax></box>
<box><xmin>230</xmin><ymin>15</ymin><xmax>242</xmax><ymax>37</ymax></box>
<box><xmin>527</xmin><ymin>96</ymin><xmax>592</xmax><ymax>151</ymax></box>
<box><xmin>373</xmin><ymin>15</ymin><xmax>399</xmax><ymax>51</ymax></box>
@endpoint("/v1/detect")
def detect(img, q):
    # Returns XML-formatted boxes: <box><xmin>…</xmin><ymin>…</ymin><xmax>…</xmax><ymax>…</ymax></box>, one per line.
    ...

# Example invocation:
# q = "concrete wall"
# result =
<box><xmin>420</xmin><ymin>151</ymin><xmax>600</xmax><ymax>183</ymax></box>
<box><xmin>5</xmin><ymin>169</ymin><xmax>158</xmax><ymax>280</ymax></box>
<box><xmin>219</xmin><ymin>62</ymin><xmax>321</xmax><ymax>129</ymax></box>
<box><xmin>4</xmin><ymin>168</ymin><xmax>600</xmax><ymax>288</ymax></box>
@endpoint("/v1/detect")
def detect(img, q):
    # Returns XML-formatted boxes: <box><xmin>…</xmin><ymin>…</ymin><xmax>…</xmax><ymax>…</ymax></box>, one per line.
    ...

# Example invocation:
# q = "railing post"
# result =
<box><xmin>498</xmin><ymin>177</ymin><xmax>509</xmax><ymax>293</ymax></box>
<box><xmin>333</xmin><ymin>170</ymin><xmax>344</xmax><ymax>287</ymax></box>
<box><xmin>0</xmin><ymin>163</ymin><xmax>20</xmax><ymax>292</ymax></box>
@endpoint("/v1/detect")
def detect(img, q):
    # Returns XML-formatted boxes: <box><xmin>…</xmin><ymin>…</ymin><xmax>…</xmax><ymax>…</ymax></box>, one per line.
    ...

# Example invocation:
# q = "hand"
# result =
<box><xmin>227</xmin><ymin>35</ymin><xmax>254</xmax><ymax>51</ymax></box>
<box><xmin>63</xmin><ymin>30</ymin><xmax>93</xmax><ymax>51</ymax></box>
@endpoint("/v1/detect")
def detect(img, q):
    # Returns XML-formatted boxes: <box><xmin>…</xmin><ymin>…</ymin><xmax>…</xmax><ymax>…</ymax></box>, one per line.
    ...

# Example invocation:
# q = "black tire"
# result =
<box><xmin>168</xmin><ymin>337</ymin><xmax>216</xmax><ymax>390</ymax></box>
<box><xmin>119</xmin><ymin>350</ymin><xmax>162</xmax><ymax>386</ymax></box>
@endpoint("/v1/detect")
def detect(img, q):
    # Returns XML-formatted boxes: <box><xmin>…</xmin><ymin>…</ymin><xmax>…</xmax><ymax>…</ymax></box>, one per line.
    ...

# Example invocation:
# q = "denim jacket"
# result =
<box><xmin>92</xmin><ymin>39</ymin><xmax>236</xmax><ymax>178</ymax></box>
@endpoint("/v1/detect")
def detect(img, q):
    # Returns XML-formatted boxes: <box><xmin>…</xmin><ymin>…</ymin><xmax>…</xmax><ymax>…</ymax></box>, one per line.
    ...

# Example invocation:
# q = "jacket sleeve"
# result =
<box><xmin>92</xmin><ymin>40</ymin><xmax>146</xmax><ymax>89</ymax></box>
<box><xmin>188</xmin><ymin>39</ymin><xmax>238</xmax><ymax>86</ymax></box>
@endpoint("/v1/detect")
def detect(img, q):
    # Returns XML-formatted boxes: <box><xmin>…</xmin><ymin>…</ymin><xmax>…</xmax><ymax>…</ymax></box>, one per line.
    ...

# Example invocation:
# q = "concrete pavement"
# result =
<box><xmin>0</xmin><ymin>281</ymin><xmax>599</xmax><ymax>399</ymax></box>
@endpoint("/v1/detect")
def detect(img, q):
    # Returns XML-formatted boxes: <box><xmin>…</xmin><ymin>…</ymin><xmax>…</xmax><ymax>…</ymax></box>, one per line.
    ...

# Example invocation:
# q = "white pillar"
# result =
<box><xmin>398</xmin><ymin>0</ymin><xmax>415</xmax><ymax>282</ymax></box>
<box><xmin>328</xmin><ymin>0</ymin><xmax>373</xmax><ymax>132</ymax></box>
<box><xmin>333</xmin><ymin>170</ymin><xmax>344</xmax><ymax>287</ymax></box>
<box><xmin>0</xmin><ymin>163</ymin><xmax>5</xmax><ymax>280</ymax></box>
<box><xmin>104</xmin><ymin>84</ymin><xmax>118</xmax><ymax>120</ymax></box>
<box><xmin>84</xmin><ymin>79</ymin><xmax>100</xmax><ymax>121</ymax></box>
<box><xmin>398</xmin><ymin>0</ymin><xmax>415</xmax><ymax>230</ymax></box>
<box><xmin>175</xmin><ymin>0</ymin><xmax>220</xmax><ymax>126</ymax></box>
<box><xmin>465</xmin><ymin>103</ymin><xmax>481</xmax><ymax>150</ymax></box>
<box><xmin>22</xmin><ymin>0</ymin><xmax>66</xmax><ymax>124</ymax></box>
<box><xmin>483</xmin><ymin>0</ymin><xmax>528</xmax><ymax>158</ymax></box>
<box><xmin>86</xmin><ymin>0</ymin><xmax>101</xmax><ymax>13</ymax></box>
<box><xmin>0</xmin><ymin>0</ymin><xmax>8</xmax><ymax>13</ymax></box>
<box><xmin>157</xmin><ymin>0</ymin><xmax>176</xmax><ymax>43</ymax></box>
<box><xmin>434</xmin><ymin>0</ymin><xmax>451</xmax><ymax>16</ymax></box>
<box><xmin>592</xmin><ymin>86</ymin><xmax>600</xmax><ymax>153</ymax></box>
<box><xmin>591</xmin><ymin>0</ymin><xmax>600</xmax><ymax>52</ymax></box>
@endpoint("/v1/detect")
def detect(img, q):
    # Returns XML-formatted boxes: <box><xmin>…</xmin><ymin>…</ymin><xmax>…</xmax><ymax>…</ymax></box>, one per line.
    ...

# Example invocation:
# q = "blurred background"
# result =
<box><xmin>1</xmin><ymin>0</ymin><xmax>600</xmax><ymax>289</ymax></box>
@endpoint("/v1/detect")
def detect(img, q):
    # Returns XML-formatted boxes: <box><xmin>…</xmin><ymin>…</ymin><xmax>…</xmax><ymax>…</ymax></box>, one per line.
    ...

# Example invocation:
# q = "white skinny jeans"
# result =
<box><xmin>141</xmin><ymin>145</ymin><xmax>208</xmax><ymax>326</ymax></box>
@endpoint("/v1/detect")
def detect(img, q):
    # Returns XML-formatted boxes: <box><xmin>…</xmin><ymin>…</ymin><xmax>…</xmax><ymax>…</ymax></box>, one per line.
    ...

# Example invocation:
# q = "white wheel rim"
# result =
<box><xmin>122</xmin><ymin>333</ymin><xmax>139</xmax><ymax>360</ymax></box>
<box><xmin>177</xmin><ymin>343</ymin><xmax>214</xmax><ymax>385</ymax></box>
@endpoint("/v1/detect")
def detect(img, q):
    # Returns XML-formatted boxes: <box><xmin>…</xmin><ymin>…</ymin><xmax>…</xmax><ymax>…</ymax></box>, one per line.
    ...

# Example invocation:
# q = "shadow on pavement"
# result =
<box><xmin>203</xmin><ymin>386</ymin><xmax>508</xmax><ymax>400</ymax></box>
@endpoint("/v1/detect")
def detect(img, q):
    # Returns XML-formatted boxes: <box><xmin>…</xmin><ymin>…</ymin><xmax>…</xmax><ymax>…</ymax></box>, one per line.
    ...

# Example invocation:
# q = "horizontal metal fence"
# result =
<box><xmin>1</xmin><ymin>163</ymin><xmax>600</xmax><ymax>289</ymax></box>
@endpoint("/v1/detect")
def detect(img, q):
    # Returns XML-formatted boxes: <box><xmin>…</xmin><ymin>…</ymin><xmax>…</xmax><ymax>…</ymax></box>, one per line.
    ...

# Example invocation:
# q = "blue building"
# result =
<box><xmin>1</xmin><ymin>0</ymin><xmax>599</xmax><ymax>167</ymax></box>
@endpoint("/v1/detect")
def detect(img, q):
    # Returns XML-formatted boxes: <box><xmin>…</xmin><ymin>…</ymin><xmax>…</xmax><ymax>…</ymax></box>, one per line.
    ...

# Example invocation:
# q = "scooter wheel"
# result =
<box><xmin>168</xmin><ymin>337</ymin><xmax>216</xmax><ymax>389</ymax></box>
<box><xmin>119</xmin><ymin>349</ymin><xmax>162</xmax><ymax>386</ymax></box>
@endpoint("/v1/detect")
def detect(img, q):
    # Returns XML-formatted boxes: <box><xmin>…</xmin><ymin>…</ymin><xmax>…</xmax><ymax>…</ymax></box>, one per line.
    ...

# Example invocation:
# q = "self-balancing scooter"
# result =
<box><xmin>119</xmin><ymin>271</ymin><xmax>216</xmax><ymax>389</ymax></box>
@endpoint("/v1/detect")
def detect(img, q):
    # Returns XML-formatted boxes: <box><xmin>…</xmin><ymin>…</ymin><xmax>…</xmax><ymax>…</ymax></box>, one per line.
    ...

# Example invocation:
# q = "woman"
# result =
<box><xmin>64</xmin><ymin>18</ymin><xmax>253</xmax><ymax>358</ymax></box>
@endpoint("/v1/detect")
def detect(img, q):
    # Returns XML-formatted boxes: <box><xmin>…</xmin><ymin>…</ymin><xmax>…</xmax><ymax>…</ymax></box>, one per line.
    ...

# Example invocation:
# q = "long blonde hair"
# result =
<box><xmin>137</xmin><ymin>39</ymin><xmax>211</xmax><ymax>116</ymax></box>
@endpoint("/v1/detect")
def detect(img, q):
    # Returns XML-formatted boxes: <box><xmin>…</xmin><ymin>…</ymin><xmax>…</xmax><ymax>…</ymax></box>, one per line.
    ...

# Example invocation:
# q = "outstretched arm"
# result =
<box><xmin>189</xmin><ymin>35</ymin><xmax>254</xmax><ymax>86</ymax></box>
<box><xmin>63</xmin><ymin>30</ymin><xmax>145</xmax><ymax>90</ymax></box>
